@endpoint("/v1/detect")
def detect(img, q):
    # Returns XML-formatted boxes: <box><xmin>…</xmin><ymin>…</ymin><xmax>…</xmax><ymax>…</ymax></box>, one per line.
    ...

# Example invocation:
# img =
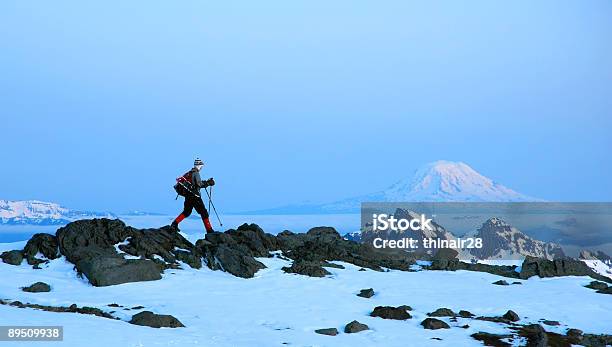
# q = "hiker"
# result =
<box><xmin>171</xmin><ymin>158</ymin><xmax>216</xmax><ymax>233</ymax></box>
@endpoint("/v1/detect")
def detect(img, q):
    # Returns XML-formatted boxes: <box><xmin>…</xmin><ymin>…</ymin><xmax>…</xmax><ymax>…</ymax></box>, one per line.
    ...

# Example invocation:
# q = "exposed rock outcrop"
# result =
<box><xmin>282</xmin><ymin>260</ymin><xmax>330</xmax><ymax>277</ymax></box>
<box><xmin>21</xmin><ymin>282</ymin><xmax>51</xmax><ymax>293</ymax></box>
<box><xmin>129</xmin><ymin>311</ymin><xmax>184</xmax><ymax>328</ymax></box>
<box><xmin>314</xmin><ymin>328</ymin><xmax>338</xmax><ymax>336</ymax></box>
<box><xmin>357</xmin><ymin>288</ymin><xmax>375</xmax><ymax>298</ymax></box>
<box><xmin>421</xmin><ymin>318</ymin><xmax>450</xmax><ymax>330</ymax></box>
<box><xmin>520</xmin><ymin>256</ymin><xmax>612</xmax><ymax>283</ymax></box>
<box><xmin>344</xmin><ymin>320</ymin><xmax>369</xmax><ymax>333</ymax></box>
<box><xmin>1</xmin><ymin>218</ymin><xmax>417</xmax><ymax>286</ymax></box>
<box><xmin>1</xmin><ymin>250</ymin><xmax>23</xmax><ymax>265</ymax></box>
<box><xmin>370</xmin><ymin>306</ymin><xmax>411</xmax><ymax>320</ymax></box>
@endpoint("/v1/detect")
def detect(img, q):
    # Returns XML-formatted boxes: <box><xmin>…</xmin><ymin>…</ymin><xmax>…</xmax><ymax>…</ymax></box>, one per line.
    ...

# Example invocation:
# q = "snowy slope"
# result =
<box><xmin>1</xmin><ymin>239</ymin><xmax>611</xmax><ymax>347</ymax></box>
<box><xmin>580</xmin><ymin>250</ymin><xmax>612</xmax><ymax>280</ymax></box>
<box><xmin>0</xmin><ymin>200</ymin><xmax>115</xmax><ymax>225</ymax></box>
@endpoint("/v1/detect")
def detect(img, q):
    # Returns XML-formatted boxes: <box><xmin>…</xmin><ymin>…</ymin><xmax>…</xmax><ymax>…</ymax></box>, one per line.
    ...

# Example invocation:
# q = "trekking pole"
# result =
<box><xmin>204</xmin><ymin>187</ymin><xmax>223</xmax><ymax>227</ymax></box>
<box><xmin>208</xmin><ymin>186</ymin><xmax>212</xmax><ymax>212</ymax></box>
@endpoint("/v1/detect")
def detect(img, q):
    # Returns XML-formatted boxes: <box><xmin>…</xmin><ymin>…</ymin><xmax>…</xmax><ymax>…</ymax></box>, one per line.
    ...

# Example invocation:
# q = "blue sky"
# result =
<box><xmin>0</xmin><ymin>1</ymin><xmax>610</xmax><ymax>213</ymax></box>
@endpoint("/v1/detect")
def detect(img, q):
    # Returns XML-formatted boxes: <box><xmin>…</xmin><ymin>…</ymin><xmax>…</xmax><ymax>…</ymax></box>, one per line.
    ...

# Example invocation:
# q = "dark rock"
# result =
<box><xmin>1</xmin><ymin>250</ymin><xmax>24</xmax><ymax>265</ymax></box>
<box><xmin>458</xmin><ymin>310</ymin><xmax>475</xmax><ymax>318</ymax></box>
<box><xmin>108</xmin><ymin>303</ymin><xmax>121</xmax><ymax>307</ymax></box>
<box><xmin>493</xmin><ymin>280</ymin><xmax>510</xmax><ymax>286</ymax></box>
<box><xmin>357</xmin><ymin>288</ymin><xmax>374</xmax><ymax>298</ymax></box>
<box><xmin>344</xmin><ymin>320</ymin><xmax>369</xmax><ymax>333</ymax></box>
<box><xmin>24</xmin><ymin>233</ymin><xmax>60</xmax><ymax>260</ymax></box>
<box><xmin>421</xmin><ymin>318</ymin><xmax>450</xmax><ymax>330</ymax></box>
<box><xmin>502</xmin><ymin>310</ymin><xmax>520</xmax><ymax>322</ymax></box>
<box><xmin>77</xmin><ymin>256</ymin><xmax>162</xmax><ymax>287</ymax></box>
<box><xmin>227</xmin><ymin>223</ymin><xmax>279</xmax><ymax>257</ymax></box>
<box><xmin>0</xmin><ymin>300</ymin><xmax>116</xmax><ymax>319</ymax></box>
<box><xmin>519</xmin><ymin>256</ymin><xmax>612</xmax><ymax>283</ymax></box>
<box><xmin>282</xmin><ymin>227</ymin><xmax>416</xmax><ymax>272</ymax></box>
<box><xmin>358</xmin><ymin>268</ymin><xmax>366</xmax><ymax>271</ymax></box>
<box><xmin>321</xmin><ymin>261</ymin><xmax>345</xmax><ymax>269</ymax></box>
<box><xmin>314</xmin><ymin>328</ymin><xmax>338</xmax><ymax>336</ymax></box>
<box><xmin>428</xmin><ymin>259</ymin><xmax>520</xmax><ymax>279</ymax></box>
<box><xmin>596</xmin><ymin>287</ymin><xmax>612</xmax><ymax>294</ymax></box>
<box><xmin>132</xmin><ymin>305</ymin><xmax>144</xmax><ymax>310</ymax></box>
<box><xmin>398</xmin><ymin>305</ymin><xmax>413</xmax><ymax>311</ymax></box>
<box><xmin>21</xmin><ymin>282</ymin><xmax>51</xmax><ymax>293</ymax></box>
<box><xmin>518</xmin><ymin>324</ymin><xmax>548</xmax><ymax>347</ymax></box>
<box><xmin>461</xmin><ymin>324</ymin><xmax>470</xmax><ymax>329</ymax></box>
<box><xmin>54</xmin><ymin>219</ymin><xmax>209</xmax><ymax>286</ymax></box>
<box><xmin>129</xmin><ymin>311</ymin><xmax>185</xmax><ymax>328</ymax></box>
<box><xmin>541</xmin><ymin>320</ymin><xmax>560</xmax><ymax>326</ymax></box>
<box><xmin>581</xmin><ymin>333</ymin><xmax>612</xmax><ymax>347</ymax></box>
<box><xmin>566</xmin><ymin>328</ymin><xmax>583</xmax><ymax>338</ymax></box>
<box><xmin>282</xmin><ymin>260</ymin><xmax>330</xmax><ymax>277</ymax></box>
<box><xmin>471</xmin><ymin>332</ymin><xmax>512</xmax><ymax>347</ymax></box>
<box><xmin>370</xmin><ymin>306</ymin><xmax>411</xmax><ymax>320</ymax></box>
<box><xmin>512</xmin><ymin>281</ymin><xmax>523</xmax><ymax>285</ymax></box>
<box><xmin>200</xmin><ymin>240</ymin><xmax>266</xmax><ymax>278</ymax></box>
<box><xmin>428</xmin><ymin>308</ymin><xmax>455</xmax><ymax>317</ymax></box>
<box><xmin>585</xmin><ymin>281</ymin><xmax>608</xmax><ymax>291</ymax></box>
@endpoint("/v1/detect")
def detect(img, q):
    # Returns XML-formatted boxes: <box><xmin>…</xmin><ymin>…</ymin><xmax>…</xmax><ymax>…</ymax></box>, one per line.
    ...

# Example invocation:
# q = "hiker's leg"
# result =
<box><xmin>194</xmin><ymin>198</ymin><xmax>213</xmax><ymax>233</ymax></box>
<box><xmin>174</xmin><ymin>198</ymin><xmax>194</xmax><ymax>224</ymax></box>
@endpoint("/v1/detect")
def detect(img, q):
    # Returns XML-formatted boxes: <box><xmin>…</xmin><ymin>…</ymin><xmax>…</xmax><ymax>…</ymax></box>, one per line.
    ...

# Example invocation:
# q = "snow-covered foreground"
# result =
<box><xmin>1</xmin><ymin>241</ymin><xmax>611</xmax><ymax>347</ymax></box>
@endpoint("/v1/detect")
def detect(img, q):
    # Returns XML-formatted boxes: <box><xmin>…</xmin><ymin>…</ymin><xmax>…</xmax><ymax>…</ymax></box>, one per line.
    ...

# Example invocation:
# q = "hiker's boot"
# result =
<box><xmin>171</xmin><ymin>213</ymin><xmax>186</xmax><ymax>232</ymax></box>
<box><xmin>203</xmin><ymin>217</ymin><xmax>214</xmax><ymax>233</ymax></box>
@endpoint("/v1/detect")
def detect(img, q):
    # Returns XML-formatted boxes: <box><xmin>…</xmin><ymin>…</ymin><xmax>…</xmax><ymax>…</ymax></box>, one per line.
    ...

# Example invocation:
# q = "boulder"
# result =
<box><xmin>370</xmin><ymin>306</ymin><xmax>411</xmax><ymax>320</ymax></box>
<box><xmin>471</xmin><ymin>332</ymin><xmax>513</xmax><ymax>346</ymax></box>
<box><xmin>357</xmin><ymin>288</ymin><xmax>375</xmax><ymax>298</ymax></box>
<box><xmin>502</xmin><ymin>310</ymin><xmax>520</xmax><ymax>322</ymax></box>
<box><xmin>344</xmin><ymin>320</ymin><xmax>369</xmax><ymax>333</ymax></box>
<box><xmin>23</xmin><ymin>233</ymin><xmax>60</xmax><ymax>260</ymax></box>
<box><xmin>129</xmin><ymin>311</ymin><xmax>185</xmax><ymax>328</ymax></box>
<box><xmin>1</xmin><ymin>250</ymin><xmax>24</xmax><ymax>265</ymax></box>
<box><xmin>585</xmin><ymin>281</ymin><xmax>608</xmax><ymax>291</ymax></box>
<box><xmin>199</xmin><ymin>240</ymin><xmax>266</xmax><ymax>278</ymax></box>
<box><xmin>596</xmin><ymin>287</ymin><xmax>612</xmax><ymax>295</ymax></box>
<box><xmin>458</xmin><ymin>310</ymin><xmax>475</xmax><ymax>318</ymax></box>
<box><xmin>428</xmin><ymin>308</ymin><xmax>455</xmax><ymax>317</ymax></box>
<box><xmin>519</xmin><ymin>256</ymin><xmax>612</xmax><ymax>283</ymax></box>
<box><xmin>421</xmin><ymin>318</ymin><xmax>450</xmax><ymax>330</ymax></box>
<box><xmin>21</xmin><ymin>282</ymin><xmax>51</xmax><ymax>293</ymax></box>
<box><xmin>282</xmin><ymin>260</ymin><xmax>330</xmax><ymax>277</ymax></box>
<box><xmin>77</xmin><ymin>256</ymin><xmax>162</xmax><ymax>287</ymax></box>
<box><xmin>492</xmin><ymin>280</ymin><xmax>510</xmax><ymax>286</ymax></box>
<box><xmin>314</xmin><ymin>328</ymin><xmax>338</xmax><ymax>336</ymax></box>
<box><xmin>518</xmin><ymin>324</ymin><xmax>548</xmax><ymax>347</ymax></box>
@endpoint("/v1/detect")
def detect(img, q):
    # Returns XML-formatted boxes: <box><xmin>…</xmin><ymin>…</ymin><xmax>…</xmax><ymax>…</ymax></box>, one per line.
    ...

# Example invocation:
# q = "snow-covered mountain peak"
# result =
<box><xmin>469</xmin><ymin>217</ymin><xmax>565</xmax><ymax>260</ymax></box>
<box><xmin>382</xmin><ymin>161</ymin><xmax>537</xmax><ymax>202</ymax></box>
<box><xmin>0</xmin><ymin>199</ymin><xmax>115</xmax><ymax>225</ymax></box>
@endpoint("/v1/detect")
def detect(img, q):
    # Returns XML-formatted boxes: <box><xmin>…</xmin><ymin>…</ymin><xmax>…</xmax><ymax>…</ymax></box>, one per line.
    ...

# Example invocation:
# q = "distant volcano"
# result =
<box><xmin>248</xmin><ymin>161</ymin><xmax>540</xmax><ymax>214</ymax></box>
